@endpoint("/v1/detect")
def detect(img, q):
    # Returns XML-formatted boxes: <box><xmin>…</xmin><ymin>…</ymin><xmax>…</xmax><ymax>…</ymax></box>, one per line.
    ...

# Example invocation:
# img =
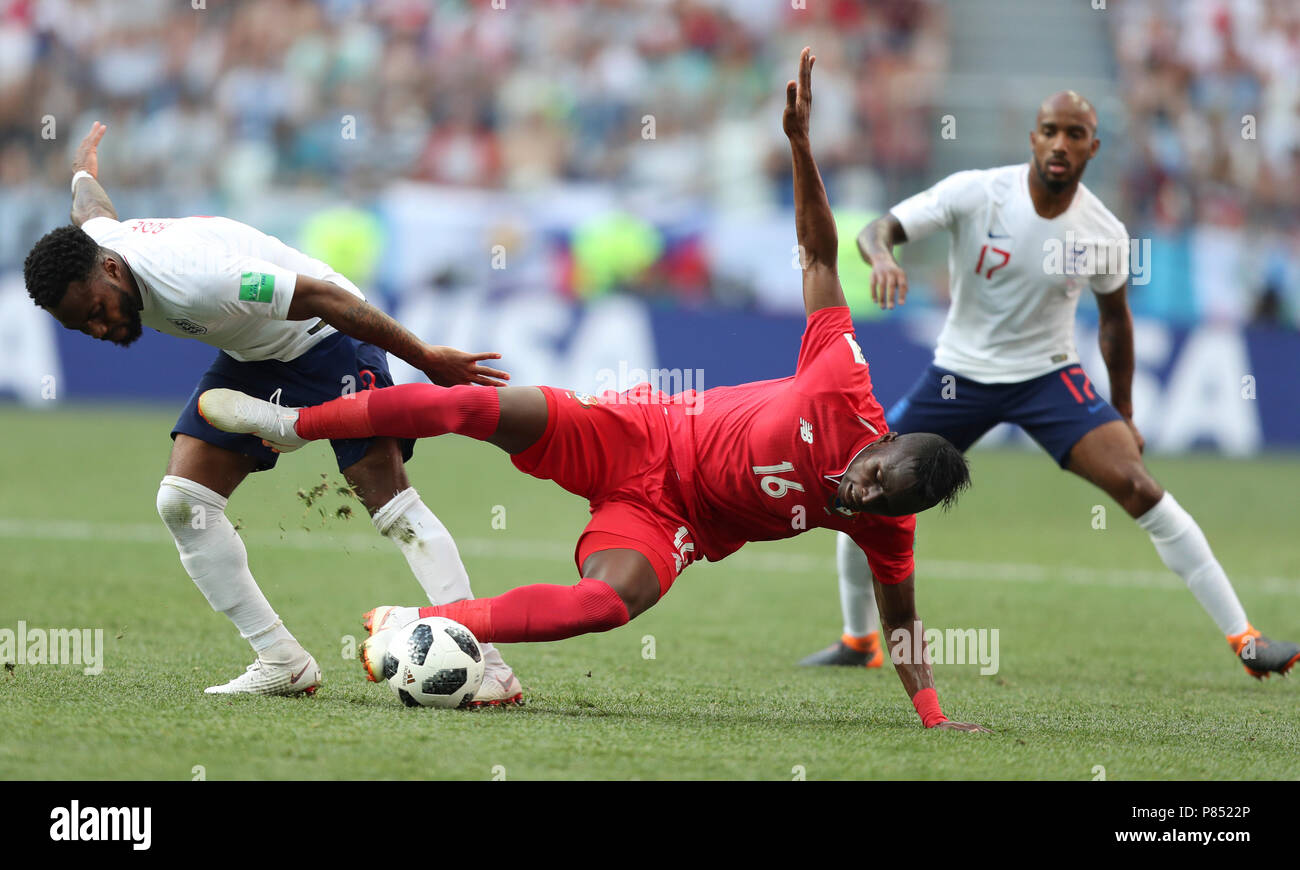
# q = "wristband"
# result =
<box><xmin>71</xmin><ymin>170</ymin><xmax>94</xmax><ymax>194</ymax></box>
<box><xmin>911</xmin><ymin>687</ymin><xmax>948</xmax><ymax>728</ymax></box>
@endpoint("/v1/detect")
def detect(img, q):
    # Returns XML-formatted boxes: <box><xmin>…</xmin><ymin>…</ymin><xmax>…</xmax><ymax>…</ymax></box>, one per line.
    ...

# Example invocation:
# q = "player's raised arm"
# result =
<box><xmin>70</xmin><ymin>122</ymin><xmax>118</xmax><ymax>226</ymax></box>
<box><xmin>784</xmin><ymin>47</ymin><xmax>848</xmax><ymax>317</ymax></box>
<box><xmin>856</xmin><ymin>214</ymin><xmax>910</xmax><ymax>310</ymax></box>
<box><xmin>873</xmin><ymin>572</ymin><xmax>990</xmax><ymax>732</ymax></box>
<box><xmin>287</xmin><ymin>275</ymin><xmax>509</xmax><ymax>387</ymax></box>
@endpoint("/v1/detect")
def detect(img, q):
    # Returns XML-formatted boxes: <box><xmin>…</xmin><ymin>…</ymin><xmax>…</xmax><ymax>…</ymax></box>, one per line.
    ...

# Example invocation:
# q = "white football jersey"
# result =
<box><xmin>891</xmin><ymin>164</ymin><xmax>1129</xmax><ymax>383</ymax></box>
<box><xmin>81</xmin><ymin>215</ymin><xmax>363</xmax><ymax>362</ymax></box>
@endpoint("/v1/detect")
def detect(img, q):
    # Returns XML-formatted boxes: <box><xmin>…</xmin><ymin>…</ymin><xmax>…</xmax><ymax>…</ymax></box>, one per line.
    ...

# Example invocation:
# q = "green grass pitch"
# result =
<box><xmin>1</xmin><ymin>404</ymin><xmax>1297</xmax><ymax>780</ymax></box>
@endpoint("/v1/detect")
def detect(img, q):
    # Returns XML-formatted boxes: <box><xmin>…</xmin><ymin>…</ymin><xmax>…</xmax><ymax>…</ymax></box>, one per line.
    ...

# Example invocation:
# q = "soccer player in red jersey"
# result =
<box><xmin>201</xmin><ymin>49</ymin><xmax>987</xmax><ymax>730</ymax></box>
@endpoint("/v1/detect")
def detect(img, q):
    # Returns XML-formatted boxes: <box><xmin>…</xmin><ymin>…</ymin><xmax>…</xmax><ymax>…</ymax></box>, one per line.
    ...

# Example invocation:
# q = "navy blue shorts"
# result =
<box><xmin>885</xmin><ymin>364</ymin><xmax>1123</xmax><ymax>468</ymax></box>
<box><xmin>173</xmin><ymin>332</ymin><xmax>416</xmax><ymax>473</ymax></box>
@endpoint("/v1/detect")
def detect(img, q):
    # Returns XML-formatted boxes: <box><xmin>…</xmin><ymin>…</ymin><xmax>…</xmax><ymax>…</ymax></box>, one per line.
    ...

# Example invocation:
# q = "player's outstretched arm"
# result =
<box><xmin>856</xmin><ymin>214</ymin><xmax>910</xmax><ymax>310</ymax></box>
<box><xmin>70</xmin><ymin>122</ymin><xmax>118</xmax><ymax>226</ymax></box>
<box><xmin>784</xmin><ymin>47</ymin><xmax>848</xmax><ymax>317</ymax></box>
<box><xmin>288</xmin><ymin>275</ymin><xmax>509</xmax><ymax>387</ymax></box>
<box><xmin>1095</xmin><ymin>284</ymin><xmax>1144</xmax><ymax>451</ymax></box>
<box><xmin>874</xmin><ymin>572</ymin><xmax>990</xmax><ymax>732</ymax></box>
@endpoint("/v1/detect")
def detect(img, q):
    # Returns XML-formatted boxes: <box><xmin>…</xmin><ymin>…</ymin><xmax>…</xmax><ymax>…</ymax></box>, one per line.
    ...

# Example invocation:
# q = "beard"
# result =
<box><xmin>111</xmin><ymin>287</ymin><xmax>144</xmax><ymax>347</ymax></box>
<box><xmin>1034</xmin><ymin>154</ymin><xmax>1083</xmax><ymax>193</ymax></box>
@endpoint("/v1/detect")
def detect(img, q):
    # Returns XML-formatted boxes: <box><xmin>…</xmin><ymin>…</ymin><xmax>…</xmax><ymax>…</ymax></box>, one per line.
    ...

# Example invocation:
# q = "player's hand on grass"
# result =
<box><xmin>422</xmin><ymin>346</ymin><xmax>510</xmax><ymax>387</ymax></box>
<box><xmin>782</xmin><ymin>47</ymin><xmax>815</xmax><ymax>142</ymax></box>
<box><xmin>870</xmin><ymin>256</ymin><xmax>909</xmax><ymax>310</ymax></box>
<box><xmin>935</xmin><ymin>720</ymin><xmax>992</xmax><ymax>733</ymax></box>
<box><xmin>74</xmin><ymin>121</ymin><xmax>107</xmax><ymax>178</ymax></box>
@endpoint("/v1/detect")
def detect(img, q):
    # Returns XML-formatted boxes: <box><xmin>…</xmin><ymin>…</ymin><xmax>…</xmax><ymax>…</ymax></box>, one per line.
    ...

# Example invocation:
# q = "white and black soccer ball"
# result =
<box><xmin>381</xmin><ymin>617</ymin><xmax>485</xmax><ymax>708</ymax></box>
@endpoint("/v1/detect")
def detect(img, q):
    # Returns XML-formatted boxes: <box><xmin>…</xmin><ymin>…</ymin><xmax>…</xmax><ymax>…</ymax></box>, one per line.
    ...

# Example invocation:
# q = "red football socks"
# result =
<box><xmin>296</xmin><ymin>384</ymin><xmax>501</xmax><ymax>442</ymax></box>
<box><xmin>418</xmin><ymin>578</ymin><xmax>630</xmax><ymax>643</ymax></box>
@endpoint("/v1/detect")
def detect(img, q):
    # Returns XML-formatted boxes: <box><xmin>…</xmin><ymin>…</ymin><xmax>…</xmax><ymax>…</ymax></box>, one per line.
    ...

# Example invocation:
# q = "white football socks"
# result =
<box><xmin>371</xmin><ymin>487</ymin><xmax>506</xmax><ymax>668</ymax></box>
<box><xmin>836</xmin><ymin>531</ymin><xmax>880</xmax><ymax>638</ymax></box>
<box><xmin>1135</xmin><ymin>492</ymin><xmax>1249</xmax><ymax>636</ymax></box>
<box><xmin>156</xmin><ymin>475</ymin><xmax>295</xmax><ymax>652</ymax></box>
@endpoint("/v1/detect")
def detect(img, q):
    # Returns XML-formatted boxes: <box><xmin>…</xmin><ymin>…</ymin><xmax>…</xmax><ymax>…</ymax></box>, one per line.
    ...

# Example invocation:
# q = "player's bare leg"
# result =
<box><xmin>159</xmin><ymin>436</ymin><xmax>321</xmax><ymax>695</ymax></box>
<box><xmin>342</xmin><ymin>436</ymin><xmax>522</xmax><ymax>705</ymax></box>
<box><xmin>1068</xmin><ymin>420</ymin><xmax>1299</xmax><ymax>677</ymax></box>
<box><xmin>578</xmin><ymin>549</ymin><xmax>662</xmax><ymax>619</ymax></box>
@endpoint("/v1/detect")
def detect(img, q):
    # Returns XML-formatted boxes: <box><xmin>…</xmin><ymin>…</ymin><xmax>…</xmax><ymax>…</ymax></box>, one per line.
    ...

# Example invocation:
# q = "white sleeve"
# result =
<box><xmin>181</xmin><ymin>254</ymin><xmax>300</xmax><ymax>321</ymax></box>
<box><xmin>80</xmin><ymin>216</ymin><xmax>124</xmax><ymax>245</ymax></box>
<box><xmin>889</xmin><ymin>170</ymin><xmax>987</xmax><ymax>243</ymax></box>
<box><xmin>1090</xmin><ymin>222</ymin><xmax>1129</xmax><ymax>294</ymax></box>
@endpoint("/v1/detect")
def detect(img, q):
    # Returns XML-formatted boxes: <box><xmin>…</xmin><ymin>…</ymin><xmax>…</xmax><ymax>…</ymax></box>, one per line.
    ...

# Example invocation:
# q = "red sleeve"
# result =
<box><xmin>795</xmin><ymin>306</ymin><xmax>872</xmax><ymax>394</ymax></box>
<box><xmin>850</xmin><ymin>514</ymin><xmax>915</xmax><ymax>585</ymax></box>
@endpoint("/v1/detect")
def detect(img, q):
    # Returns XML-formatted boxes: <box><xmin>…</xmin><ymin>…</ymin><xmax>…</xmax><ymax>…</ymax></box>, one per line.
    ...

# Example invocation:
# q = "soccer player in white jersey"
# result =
<box><xmin>21</xmin><ymin>122</ymin><xmax>524</xmax><ymax>702</ymax></box>
<box><xmin>800</xmin><ymin>92</ymin><xmax>1299</xmax><ymax>679</ymax></box>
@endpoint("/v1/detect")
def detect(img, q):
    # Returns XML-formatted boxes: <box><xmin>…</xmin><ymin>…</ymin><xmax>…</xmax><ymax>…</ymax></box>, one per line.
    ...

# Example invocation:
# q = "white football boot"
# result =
<box><xmin>204</xmin><ymin>639</ymin><xmax>322</xmax><ymax>696</ymax></box>
<box><xmin>360</xmin><ymin>605</ymin><xmax>522</xmax><ymax>705</ymax></box>
<box><xmin>197</xmin><ymin>388</ymin><xmax>307</xmax><ymax>453</ymax></box>
<box><xmin>467</xmin><ymin>647</ymin><xmax>524</xmax><ymax>707</ymax></box>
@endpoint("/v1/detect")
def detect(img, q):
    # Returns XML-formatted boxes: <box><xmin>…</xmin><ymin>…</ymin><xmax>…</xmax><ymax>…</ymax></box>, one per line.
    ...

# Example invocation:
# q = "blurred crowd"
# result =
<box><xmin>1</xmin><ymin>0</ymin><xmax>945</xmax><ymax>201</ymax></box>
<box><xmin>1113</xmin><ymin>0</ymin><xmax>1300</xmax><ymax>327</ymax></box>
<box><xmin>0</xmin><ymin>0</ymin><xmax>1297</xmax><ymax>327</ymax></box>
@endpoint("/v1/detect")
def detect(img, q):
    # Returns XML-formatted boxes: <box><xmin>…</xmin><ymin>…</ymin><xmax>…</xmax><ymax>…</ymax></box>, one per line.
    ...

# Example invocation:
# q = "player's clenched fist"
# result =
<box><xmin>74</xmin><ymin>121</ymin><xmax>107</xmax><ymax>179</ymax></box>
<box><xmin>782</xmin><ymin>47</ymin><xmax>815</xmax><ymax>141</ymax></box>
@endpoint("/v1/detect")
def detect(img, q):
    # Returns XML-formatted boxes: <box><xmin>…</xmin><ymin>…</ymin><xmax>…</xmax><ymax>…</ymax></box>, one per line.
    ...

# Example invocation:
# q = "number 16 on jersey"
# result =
<box><xmin>754</xmin><ymin>462</ymin><xmax>804</xmax><ymax>498</ymax></box>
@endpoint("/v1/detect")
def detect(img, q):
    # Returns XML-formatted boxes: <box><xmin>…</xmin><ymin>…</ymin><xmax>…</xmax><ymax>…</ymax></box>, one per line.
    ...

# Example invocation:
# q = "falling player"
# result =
<box><xmin>22</xmin><ymin>122</ymin><xmax>524</xmax><ymax>702</ymax></box>
<box><xmin>201</xmin><ymin>49</ymin><xmax>988</xmax><ymax>731</ymax></box>
<box><xmin>798</xmin><ymin>91</ymin><xmax>1298</xmax><ymax>679</ymax></box>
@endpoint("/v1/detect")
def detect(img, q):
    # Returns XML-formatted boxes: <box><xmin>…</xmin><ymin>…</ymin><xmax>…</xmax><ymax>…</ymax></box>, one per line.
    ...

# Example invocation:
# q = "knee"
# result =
<box><xmin>1110</xmin><ymin>466</ymin><xmax>1164</xmax><ymax>516</ymax></box>
<box><xmin>570</xmin><ymin>577</ymin><xmax>638</xmax><ymax>630</ymax></box>
<box><xmin>156</xmin><ymin>476</ymin><xmax>224</xmax><ymax>535</ymax></box>
<box><xmin>609</xmin><ymin>574</ymin><xmax>660</xmax><ymax>620</ymax></box>
<box><xmin>157</xmin><ymin>480</ymin><xmax>194</xmax><ymax>534</ymax></box>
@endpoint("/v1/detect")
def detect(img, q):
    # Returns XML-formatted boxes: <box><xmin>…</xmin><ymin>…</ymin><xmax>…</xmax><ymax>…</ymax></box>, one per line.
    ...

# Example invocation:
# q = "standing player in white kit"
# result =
<box><xmin>22</xmin><ymin>122</ymin><xmax>524</xmax><ymax>702</ymax></box>
<box><xmin>799</xmin><ymin>92</ymin><xmax>1298</xmax><ymax>679</ymax></box>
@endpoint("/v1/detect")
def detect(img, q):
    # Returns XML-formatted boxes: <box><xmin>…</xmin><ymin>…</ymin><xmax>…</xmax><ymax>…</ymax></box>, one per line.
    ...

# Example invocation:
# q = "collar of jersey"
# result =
<box><xmin>822</xmin><ymin>433</ymin><xmax>882</xmax><ymax>496</ymax></box>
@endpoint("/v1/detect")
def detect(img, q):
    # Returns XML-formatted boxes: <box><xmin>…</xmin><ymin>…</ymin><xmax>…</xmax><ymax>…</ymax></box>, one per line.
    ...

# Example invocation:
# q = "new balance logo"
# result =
<box><xmin>799</xmin><ymin>418</ymin><xmax>813</xmax><ymax>444</ymax></box>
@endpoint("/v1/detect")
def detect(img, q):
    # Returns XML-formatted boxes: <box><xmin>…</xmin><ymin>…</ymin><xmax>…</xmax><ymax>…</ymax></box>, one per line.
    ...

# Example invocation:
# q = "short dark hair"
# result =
<box><xmin>23</xmin><ymin>225</ymin><xmax>101</xmax><ymax>309</ymax></box>
<box><xmin>908</xmin><ymin>433</ymin><xmax>971</xmax><ymax>511</ymax></box>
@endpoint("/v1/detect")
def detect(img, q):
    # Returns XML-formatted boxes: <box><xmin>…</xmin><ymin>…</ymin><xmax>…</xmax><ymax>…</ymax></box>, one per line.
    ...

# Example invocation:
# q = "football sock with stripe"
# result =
<box><xmin>156</xmin><ymin>475</ymin><xmax>295</xmax><ymax>652</ymax></box>
<box><xmin>418</xmin><ymin>578</ymin><xmax>630</xmax><ymax>643</ymax></box>
<box><xmin>1135</xmin><ymin>492</ymin><xmax>1249</xmax><ymax>637</ymax></box>
<box><xmin>296</xmin><ymin>384</ymin><xmax>500</xmax><ymax>442</ymax></box>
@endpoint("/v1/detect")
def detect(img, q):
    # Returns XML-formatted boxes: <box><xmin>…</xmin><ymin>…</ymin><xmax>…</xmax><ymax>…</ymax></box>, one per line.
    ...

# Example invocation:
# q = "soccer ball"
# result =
<box><xmin>381</xmin><ymin>617</ymin><xmax>485</xmax><ymax>708</ymax></box>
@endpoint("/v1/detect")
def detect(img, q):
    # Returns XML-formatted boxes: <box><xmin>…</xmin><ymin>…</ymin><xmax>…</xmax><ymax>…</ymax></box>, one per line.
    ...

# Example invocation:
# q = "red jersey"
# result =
<box><xmin>660</xmin><ymin>306</ymin><xmax>916</xmax><ymax>584</ymax></box>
